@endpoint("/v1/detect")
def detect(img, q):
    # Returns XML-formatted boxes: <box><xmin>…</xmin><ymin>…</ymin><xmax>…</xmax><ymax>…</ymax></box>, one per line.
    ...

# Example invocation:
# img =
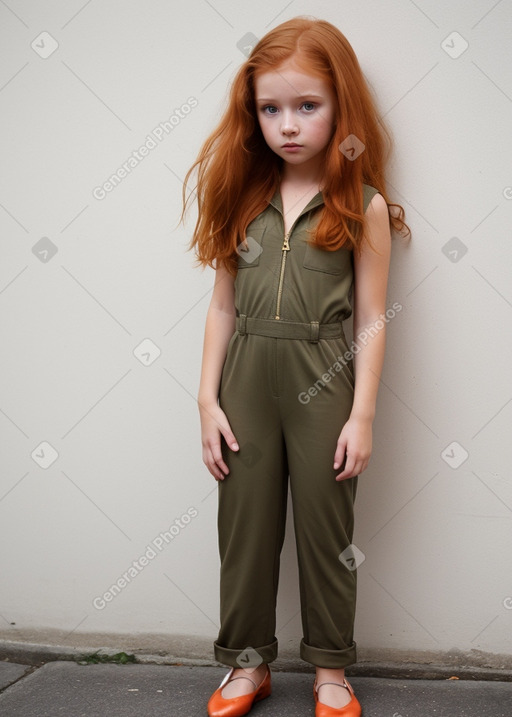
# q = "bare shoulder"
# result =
<box><xmin>353</xmin><ymin>191</ymin><xmax>392</xmax><ymax>317</ymax></box>
<box><xmin>359</xmin><ymin>192</ymin><xmax>392</xmax><ymax>257</ymax></box>
<box><xmin>365</xmin><ymin>191</ymin><xmax>388</xmax><ymax>218</ymax></box>
<box><xmin>211</xmin><ymin>263</ymin><xmax>236</xmax><ymax>312</ymax></box>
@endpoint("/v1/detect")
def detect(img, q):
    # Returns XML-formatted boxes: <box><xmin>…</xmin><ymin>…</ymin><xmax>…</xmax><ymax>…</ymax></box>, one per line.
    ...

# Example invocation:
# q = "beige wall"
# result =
<box><xmin>1</xmin><ymin>0</ymin><xmax>511</xmax><ymax>667</ymax></box>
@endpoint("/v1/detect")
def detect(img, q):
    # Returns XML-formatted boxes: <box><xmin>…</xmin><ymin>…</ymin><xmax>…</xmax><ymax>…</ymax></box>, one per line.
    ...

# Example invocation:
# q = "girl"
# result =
<box><xmin>180</xmin><ymin>16</ymin><xmax>410</xmax><ymax>717</ymax></box>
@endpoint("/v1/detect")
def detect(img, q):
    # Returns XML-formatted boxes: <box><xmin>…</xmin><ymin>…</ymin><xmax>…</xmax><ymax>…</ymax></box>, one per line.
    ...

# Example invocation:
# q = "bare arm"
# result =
<box><xmin>198</xmin><ymin>264</ymin><xmax>236</xmax><ymax>404</ymax></box>
<box><xmin>197</xmin><ymin>264</ymin><xmax>240</xmax><ymax>480</ymax></box>
<box><xmin>350</xmin><ymin>192</ymin><xmax>392</xmax><ymax>420</ymax></box>
<box><xmin>333</xmin><ymin>192</ymin><xmax>392</xmax><ymax>480</ymax></box>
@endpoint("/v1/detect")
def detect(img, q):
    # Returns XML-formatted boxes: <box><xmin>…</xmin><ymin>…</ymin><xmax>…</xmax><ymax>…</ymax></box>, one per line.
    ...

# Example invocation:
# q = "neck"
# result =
<box><xmin>279</xmin><ymin>154</ymin><xmax>327</xmax><ymax>189</ymax></box>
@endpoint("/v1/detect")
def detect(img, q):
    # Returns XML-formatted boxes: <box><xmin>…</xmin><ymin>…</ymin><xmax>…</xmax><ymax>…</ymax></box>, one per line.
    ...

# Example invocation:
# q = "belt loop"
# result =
<box><xmin>309</xmin><ymin>320</ymin><xmax>319</xmax><ymax>343</ymax></box>
<box><xmin>238</xmin><ymin>313</ymin><xmax>247</xmax><ymax>336</ymax></box>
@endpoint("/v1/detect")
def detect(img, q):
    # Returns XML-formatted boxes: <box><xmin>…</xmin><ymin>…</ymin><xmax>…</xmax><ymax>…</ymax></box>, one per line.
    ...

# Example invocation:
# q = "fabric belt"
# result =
<box><xmin>235</xmin><ymin>314</ymin><xmax>344</xmax><ymax>343</ymax></box>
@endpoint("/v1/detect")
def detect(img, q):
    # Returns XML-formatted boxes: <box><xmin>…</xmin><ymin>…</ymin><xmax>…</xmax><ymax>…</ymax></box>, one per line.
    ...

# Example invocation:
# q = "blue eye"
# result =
<box><xmin>259</xmin><ymin>102</ymin><xmax>317</xmax><ymax>114</ymax></box>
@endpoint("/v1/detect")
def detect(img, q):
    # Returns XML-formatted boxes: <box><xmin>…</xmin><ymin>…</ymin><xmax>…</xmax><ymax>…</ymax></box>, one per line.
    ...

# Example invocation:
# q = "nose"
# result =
<box><xmin>280</xmin><ymin>109</ymin><xmax>298</xmax><ymax>136</ymax></box>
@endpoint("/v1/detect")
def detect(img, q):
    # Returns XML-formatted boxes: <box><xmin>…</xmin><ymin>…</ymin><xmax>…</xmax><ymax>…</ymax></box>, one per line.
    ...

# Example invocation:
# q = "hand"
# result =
<box><xmin>333</xmin><ymin>416</ymin><xmax>373</xmax><ymax>481</ymax></box>
<box><xmin>198</xmin><ymin>400</ymin><xmax>239</xmax><ymax>481</ymax></box>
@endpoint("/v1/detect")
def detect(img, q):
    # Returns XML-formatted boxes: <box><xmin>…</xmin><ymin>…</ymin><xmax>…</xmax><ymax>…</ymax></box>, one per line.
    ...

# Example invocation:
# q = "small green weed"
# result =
<box><xmin>75</xmin><ymin>650</ymin><xmax>136</xmax><ymax>665</ymax></box>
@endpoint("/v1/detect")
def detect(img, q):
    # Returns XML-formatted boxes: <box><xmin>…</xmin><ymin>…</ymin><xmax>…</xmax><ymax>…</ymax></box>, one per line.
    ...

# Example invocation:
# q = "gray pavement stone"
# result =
<box><xmin>0</xmin><ymin>662</ymin><xmax>511</xmax><ymax>716</ymax></box>
<box><xmin>0</xmin><ymin>661</ymin><xmax>32</xmax><ymax>691</ymax></box>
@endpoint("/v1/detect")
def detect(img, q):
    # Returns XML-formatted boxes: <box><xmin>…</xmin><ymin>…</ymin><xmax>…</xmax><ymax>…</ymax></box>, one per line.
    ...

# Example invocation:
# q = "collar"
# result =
<box><xmin>268</xmin><ymin>187</ymin><xmax>325</xmax><ymax>216</ymax></box>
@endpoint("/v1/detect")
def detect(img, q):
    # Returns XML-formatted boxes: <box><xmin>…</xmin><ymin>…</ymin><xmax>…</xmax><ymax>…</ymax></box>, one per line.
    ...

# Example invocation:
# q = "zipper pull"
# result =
<box><xmin>282</xmin><ymin>231</ymin><xmax>291</xmax><ymax>251</ymax></box>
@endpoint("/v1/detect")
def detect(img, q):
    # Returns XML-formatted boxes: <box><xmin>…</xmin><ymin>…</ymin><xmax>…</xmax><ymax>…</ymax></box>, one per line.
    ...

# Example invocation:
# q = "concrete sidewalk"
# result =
<box><xmin>1</xmin><ymin>660</ymin><xmax>512</xmax><ymax>717</ymax></box>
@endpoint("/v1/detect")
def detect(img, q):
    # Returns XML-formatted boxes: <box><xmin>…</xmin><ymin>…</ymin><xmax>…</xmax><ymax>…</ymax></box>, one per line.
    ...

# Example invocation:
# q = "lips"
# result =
<box><xmin>282</xmin><ymin>143</ymin><xmax>301</xmax><ymax>147</ymax></box>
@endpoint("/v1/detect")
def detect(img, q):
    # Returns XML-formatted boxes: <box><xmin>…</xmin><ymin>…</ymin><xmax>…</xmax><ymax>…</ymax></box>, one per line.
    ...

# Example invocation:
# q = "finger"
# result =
<box><xmin>209</xmin><ymin>458</ymin><xmax>225</xmax><ymax>481</ymax></box>
<box><xmin>358</xmin><ymin>457</ymin><xmax>369</xmax><ymax>475</ymax></box>
<box><xmin>221</xmin><ymin>427</ymin><xmax>239</xmax><ymax>452</ymax></box>
<box><xmin>210</xmin><ymin>445</ymin><xmax>231</xmax><ymax>477</ymax></box>
<box><xmin>203</xmin><ymin>448</ymin><xmax>226</xmax><ymax>481</ymax></box>
<box><xmin>333</xmin><ymin>441</ymin><xmax>347</xmax><ymax>470</ymax></box>
<box><xmin>335</xmin><ymin>453</ymin><xmax>356</xmax><ymax>481</ymax></box>
<box><xmin>337</xmin><ymin>455</ymin><xmax>368</xmax><ymax>480</ymax></box>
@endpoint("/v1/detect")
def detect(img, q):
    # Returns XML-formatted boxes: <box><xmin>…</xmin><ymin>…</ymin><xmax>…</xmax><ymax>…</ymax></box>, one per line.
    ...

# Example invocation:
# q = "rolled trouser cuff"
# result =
<box><xmin>213</xmin><ymin>638</ymin><xmax>278</xmax><ymax>667</ymax></box>
<box><xmin>300</xmin><ymin>638</ymin><xmax>357</xmax><ymax>668</ymax></box>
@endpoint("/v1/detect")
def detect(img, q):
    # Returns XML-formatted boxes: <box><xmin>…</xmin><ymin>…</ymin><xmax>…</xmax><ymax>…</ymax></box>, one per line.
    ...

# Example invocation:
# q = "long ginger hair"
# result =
<box><xmin>180</xmin><ymin>16</ymin><xmax>410</xmax><ymax>276</ymax></box>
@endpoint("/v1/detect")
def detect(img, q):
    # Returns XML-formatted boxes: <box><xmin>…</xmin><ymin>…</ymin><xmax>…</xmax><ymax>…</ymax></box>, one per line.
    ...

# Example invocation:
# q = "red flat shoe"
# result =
<box><xmin>313</xmin><ymin>677</ymin><xmax>361</xmax><ymax>717</ymax></box>
<box><xmin>207</xmin><ymin>664</ymin><xmax>271</xmax><ymax>717</ymax></box>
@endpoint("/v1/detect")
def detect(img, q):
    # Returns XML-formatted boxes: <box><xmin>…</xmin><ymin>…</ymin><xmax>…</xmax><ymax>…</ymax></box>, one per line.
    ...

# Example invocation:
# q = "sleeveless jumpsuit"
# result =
<box><xmin>214</xmin><ymin>183</ymin><xmax>380</xmax><ymax>669</ymax></box>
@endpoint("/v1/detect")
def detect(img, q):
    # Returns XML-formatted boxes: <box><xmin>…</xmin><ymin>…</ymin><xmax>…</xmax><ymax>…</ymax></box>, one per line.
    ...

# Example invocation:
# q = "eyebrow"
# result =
<box><xmin>255</xmin><ymin>94</ymin><xmax>324</xmax><ymax>102</ymax></box>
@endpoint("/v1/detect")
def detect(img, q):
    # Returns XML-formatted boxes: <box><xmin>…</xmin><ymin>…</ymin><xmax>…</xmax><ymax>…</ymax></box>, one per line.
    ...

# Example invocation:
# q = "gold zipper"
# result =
<box><xmin>275</xmin><ymin>229</ymin><xmax>292</xmax><ymax>319</ymax></box>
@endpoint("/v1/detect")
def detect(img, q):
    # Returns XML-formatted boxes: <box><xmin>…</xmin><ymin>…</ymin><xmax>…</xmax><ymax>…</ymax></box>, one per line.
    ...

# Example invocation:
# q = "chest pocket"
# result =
<box><xmin>237</xmin><ymin>225</ymin><xmax>266</xmax><ymax>268</ymax></box>
<box><xmin>303</xmin><ymin>242</ymin><xmax>351</xmax><ymax>275</ymax></box>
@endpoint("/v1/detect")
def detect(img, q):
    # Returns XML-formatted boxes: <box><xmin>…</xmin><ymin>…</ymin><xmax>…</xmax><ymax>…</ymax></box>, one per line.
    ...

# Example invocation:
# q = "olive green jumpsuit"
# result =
<box><xmin>214</xmin><ymin>183</ymin><xmax>380</xmax><ymax>669</ymax></box>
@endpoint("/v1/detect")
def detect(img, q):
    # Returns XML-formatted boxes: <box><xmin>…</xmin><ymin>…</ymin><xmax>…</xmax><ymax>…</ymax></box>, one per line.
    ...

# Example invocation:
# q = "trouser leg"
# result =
<box><xmin>214</xmin><ymin>335</ymin><xmax>288</xmax><ymax>667</ymax></box>
<box><xmin>280</xmin><ymin>337</ymin><xmax>359</xmax><ymax>668</ymax></box>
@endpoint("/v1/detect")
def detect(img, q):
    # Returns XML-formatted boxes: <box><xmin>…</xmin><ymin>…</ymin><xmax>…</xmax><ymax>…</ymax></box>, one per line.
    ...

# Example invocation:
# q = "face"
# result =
<box><xmin>254</xmin><ymin>58</ymin><xmax>337</xmax><ymax>174</ymax></box>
